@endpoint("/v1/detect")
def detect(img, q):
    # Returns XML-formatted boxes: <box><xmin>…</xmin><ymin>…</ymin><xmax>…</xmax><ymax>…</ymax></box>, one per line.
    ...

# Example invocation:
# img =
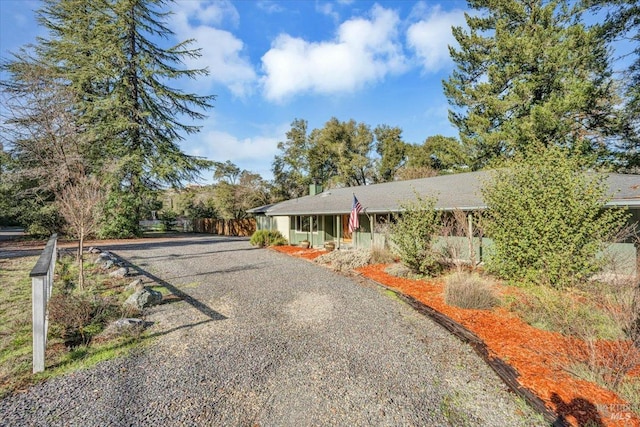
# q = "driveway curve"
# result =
<box><xmin>1</xmin><ymin>234</ymin><xmax>545</xmax><ymax>426</ymax></box>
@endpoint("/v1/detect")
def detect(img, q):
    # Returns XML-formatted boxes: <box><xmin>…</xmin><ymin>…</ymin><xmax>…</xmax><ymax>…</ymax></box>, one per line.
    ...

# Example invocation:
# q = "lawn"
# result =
<box><xmin>0</xmin><ymin>254</ymin><xmax>147</xmax><ymax>398</ymax></box>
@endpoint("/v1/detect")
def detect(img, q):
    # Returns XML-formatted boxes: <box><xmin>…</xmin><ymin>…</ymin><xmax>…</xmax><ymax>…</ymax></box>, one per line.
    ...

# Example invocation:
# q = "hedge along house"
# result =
<box><xmin>249</xmin><ymin>171</ymin><xmax>640</xmax><ymax>275</ymax></box>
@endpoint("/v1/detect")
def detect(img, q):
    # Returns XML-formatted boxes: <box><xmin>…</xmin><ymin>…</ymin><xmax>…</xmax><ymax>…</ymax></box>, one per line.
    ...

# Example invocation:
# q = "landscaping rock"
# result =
<box><xmin>102</xmin><ymin>318</ymin><xmax>147</xmax><ymax>337</ymax></box>
<box><xmin>88</xmin><ymin>247</ymin><xmax>102</xmax><ymax>254</ymax></box>
<box><xmin>125</xmin><ymin>288</ymin><xmax>162</xmax><ymax>310</ymax></box>
<box><xmin>109</xmin><ymin>267</ymin><xmax>129</xmax><ymax>278</ymax></box>
<box><xmin>100</xmin><ymin>260</ymin><xmax>114</xmax><ymax>270</ymax></box>
<box><xmin>125</xmin><ymin>278</ymin><xmax>145</xmax><ymax>292</ymax></box>
<box><xmin>94</xmin><ymin>252</ymin><xmax>111</xmax><ymax>264</ymax></box>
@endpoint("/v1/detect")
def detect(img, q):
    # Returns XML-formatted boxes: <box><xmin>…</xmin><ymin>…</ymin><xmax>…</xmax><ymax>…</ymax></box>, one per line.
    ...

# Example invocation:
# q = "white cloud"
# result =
<box><xmin>256</xmin><ymin>1</ymin><xmax>284</xmax><ymax>14</ymax></box>
<box><xmin>260</xmin><ymin>5</ymin><xmax>407</xmax><ymax>102</ymax></box>
<box><xmin>174</xmin><ymin>0</ymin><xmax>239</xmax><ymax>27</ymax></box>
<box><xmin>315</xmin><ymin>2</ymin><xmax>339</xmax><ymax>22</ymax></box>
<box><xmin>406</xmin><ymin>5</ymin><xmax>467</xmax><ymax>73</ymax></box>
<box><xmin>188</xmin><ymin>123</ymin><xmax>289</xmax><ymax>179</ymax></box>
<box><xmin>171</xmin><ymin>1</ymin><xmax>257</xmax><ymax>97</ymax></box>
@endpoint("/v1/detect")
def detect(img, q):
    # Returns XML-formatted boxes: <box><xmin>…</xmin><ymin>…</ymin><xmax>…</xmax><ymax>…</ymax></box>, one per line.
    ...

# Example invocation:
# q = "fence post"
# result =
<box><xmin>30</xmin><ymin>234</ymin><xmax>57</xmax><ymax>374</ymax></box>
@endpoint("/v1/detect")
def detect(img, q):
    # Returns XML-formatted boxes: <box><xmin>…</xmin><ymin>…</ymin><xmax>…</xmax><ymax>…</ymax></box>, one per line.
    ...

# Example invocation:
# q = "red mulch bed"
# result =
<box><xmin>271</xmin><ymin>245</ymin><xmax>327</xmax><ymax>260</ymax></box>
<box><xmin>356</xmin><ymin>264</ymin><xmax>639</xmax><ymax>427</ymax></box>
<box><xmin>272</xmin><ymin>245</ymin><xmax>639</xmax><ymax>426</ymax></box>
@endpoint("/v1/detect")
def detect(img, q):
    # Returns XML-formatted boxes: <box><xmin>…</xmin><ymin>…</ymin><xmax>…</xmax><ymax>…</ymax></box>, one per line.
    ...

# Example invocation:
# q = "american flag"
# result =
<box><xmin>348</xmin><ymin>195</ymin><xmax>363</xmax><ymax>232</ymax></box>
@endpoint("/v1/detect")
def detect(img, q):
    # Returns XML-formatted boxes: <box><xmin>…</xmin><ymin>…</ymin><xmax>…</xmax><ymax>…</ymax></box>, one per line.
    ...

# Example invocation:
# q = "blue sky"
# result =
<box><xmin>0</xmin><ymin>1</ymin><xmax>499</xmax><ymax>182</ymax></box>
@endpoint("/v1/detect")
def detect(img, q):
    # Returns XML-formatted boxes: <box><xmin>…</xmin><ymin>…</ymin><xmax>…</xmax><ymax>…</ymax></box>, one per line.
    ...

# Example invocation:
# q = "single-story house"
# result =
<box><xmin>248</xmin><ymin>171</ymin><xmax>640</xmax><ymax>274</ymax></box>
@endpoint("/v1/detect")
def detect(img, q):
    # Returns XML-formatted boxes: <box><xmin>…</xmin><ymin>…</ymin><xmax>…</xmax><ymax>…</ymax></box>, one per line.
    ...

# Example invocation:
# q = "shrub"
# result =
<box><xmin>385</xmin><ymin>262</ymin><xmax>418</xmax><ymax>279</ymax></box>
<box><xmin>21</xmin><ymin>202</ymin><xmax>64</xmax><ymax>238</ymax></box>
<box><xmin>159</xmin><ymin>209</ymin><xmax>177</xmax><ymax>232</ymax></box>
<box><xmin>389</xmin><ymin>193</ymin><xmax>443</xmax><ymax>276</ymax></box>
<box><xmin>444</xmin><ymin>272</ymin><xmax>499</xmax><ymax>310</ymax></box>
<box><xmin>481</xmin><ymin>146</ymin><xmax>629</xmax><ymax>288</ymax></box>
<box><xmin>370</xmin><ymin>246</ymin><xmax>396</xmax><ymax>264</ymax></box>
<box><xmin>250</xmin><ymin>229</ymin><xmax>287</xmax><ymax>247</ymax></box>
<box><xmin>315</xmin><ymin>249</ymin><xmax>372</xmax><ymax>271</ymax></box>
<box><xmin>48</xmin><ymin>293</ymin><xmax>94</xmax><ymax>346</ymax></box>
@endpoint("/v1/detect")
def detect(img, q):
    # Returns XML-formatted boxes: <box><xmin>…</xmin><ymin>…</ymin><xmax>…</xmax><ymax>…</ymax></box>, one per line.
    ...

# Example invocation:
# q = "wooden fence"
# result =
<box><xmin>30</xmin><ymin>234</ymin><xmax>57</xmax><ymax>373</ymax></box>
<box><xmin>192</xmin><ymin>218</ymin><xmax>256</xmax><ymax>237</ymax></box>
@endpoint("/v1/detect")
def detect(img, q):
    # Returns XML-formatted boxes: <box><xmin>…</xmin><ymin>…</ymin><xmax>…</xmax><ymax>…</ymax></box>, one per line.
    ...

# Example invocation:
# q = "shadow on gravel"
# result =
<box><xmin>103</xmin><ymin>234</ymin><xmax>252</xmax><ymax>253</ymax></box>
<box><xmin>118</xmin><ymin>256</ymin><xmax>227</xmax><ymax>322</ymax></box>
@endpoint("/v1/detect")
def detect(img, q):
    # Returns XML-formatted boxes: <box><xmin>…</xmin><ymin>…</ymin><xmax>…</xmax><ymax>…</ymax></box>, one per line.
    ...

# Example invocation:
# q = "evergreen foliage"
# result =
<box><xmin>481</xmin><ymin>147</ymin><xmax>629</xmax><ymax>288</ymax></box>
<box><xmin>444</xmin><ymin>0</ymin><xmax>617</xmax><ymax>168</ymax></box>
<box><xmin>3</xmin><ymin>0</ymin><xmax>214</xmax><ymax>237</ymax></box>
<box><xmin>250</xmin><ymin>230</ymin><xmax>287</xmax><ymax>247</ymax></box>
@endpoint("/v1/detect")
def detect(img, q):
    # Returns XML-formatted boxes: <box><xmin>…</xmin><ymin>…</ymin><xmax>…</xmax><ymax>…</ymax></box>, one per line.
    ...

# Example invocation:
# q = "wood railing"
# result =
<box><xmin>30</xmin><ymin>234</ymin><xmax>57</xmax><ymax>373</ymax></box>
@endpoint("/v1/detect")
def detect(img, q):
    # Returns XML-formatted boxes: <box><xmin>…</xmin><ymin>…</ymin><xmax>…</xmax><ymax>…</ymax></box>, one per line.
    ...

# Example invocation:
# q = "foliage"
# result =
<box><xmin>587</xmin><ymin>0</ymin><xmax>640</xmax><ymax>171</ymax></box>
<box><xmin>444</xmin><ymin>0</ymin><xmax>617</xmax><ymax>168</ymax></box>
<box><xmin>250</xmin><ymin>230</ymin><xmax>287</xmax><ymax>247</ymax></box>
<box><xmin>370</xmin><ymin>246</ymin><xmax>396</xmax><ymax>264</ymax></box>
<box><xmin>159</xmin><ymin>209</ymin><xmax>177</xmax><ymax>232</ymax></box>
<box><xmin>373</xmin><ymin>125</ymin><xmax>407</xmax><ymax>182</ymax></box>
<box><xmin>97</xmin><ymin>189</ymin><xmax>139</xmax><ymax>238</ymax></box>
<box><xmin>21</xmin><ymin>202</ymin><xmax>64</xmax><ymax>238</ymax></box>
<box><xmin>271</xmin><ymin>118</ymin><xmax>312</xmax><ymax>200</ymax></box>
<box><xmin>444</xmin><ymin>272</ymin><xmax>499</xmax><ymax>310</ymax></box>
<box><xmin>0</xmin><ymin>255</ymin><xmax>142</xmax><ymax>398</ymax></box>
<box><xmin>314</xmin><ymin>249</ymin><xmax>374</xmax><ymax>271</ymax></box>
<box><xmin>389</xmin><ymin>193</ymin><xmax>443</xmax><ymax>276</ymax></box>
<box><xmin>482</xmin><ymin>147</ymin><xmax>629</xmax><ymax>287</ymax></box>
<box><xmin>3</xmin><ymin>0</ymin><xmax>214</xmax><ymax>236</ymax></box>
<box><xmin>405</xmin><ymin>135</ymin><xmax>470</xmax><ymax>174</ymax></box>
<box><xmin>273</xmin><ymin>118</ymin><xmax>405</xmax><ymax>198</ymax></box>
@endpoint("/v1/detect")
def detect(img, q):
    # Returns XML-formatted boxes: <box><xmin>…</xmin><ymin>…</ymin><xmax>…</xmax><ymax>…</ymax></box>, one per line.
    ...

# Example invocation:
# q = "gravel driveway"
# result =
<box><xmin>0</xmin><ymin>234</ymin><xmax>545</xmax><ymax>426</ymax></box>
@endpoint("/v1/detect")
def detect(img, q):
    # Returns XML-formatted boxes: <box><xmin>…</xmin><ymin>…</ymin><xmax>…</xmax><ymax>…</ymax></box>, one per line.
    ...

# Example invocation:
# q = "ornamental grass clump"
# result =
<box><xmin>444</xmin><ymin>272</ymin><xmax>499</xmax><ymax>310</ymax></box>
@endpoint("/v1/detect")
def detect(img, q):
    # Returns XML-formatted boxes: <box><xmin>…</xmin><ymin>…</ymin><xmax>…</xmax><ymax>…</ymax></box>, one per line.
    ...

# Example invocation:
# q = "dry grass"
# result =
<box><xmin>444</xmin><ymin>272</ymin><xmax>499</xmax><ymax>310</ymax></box>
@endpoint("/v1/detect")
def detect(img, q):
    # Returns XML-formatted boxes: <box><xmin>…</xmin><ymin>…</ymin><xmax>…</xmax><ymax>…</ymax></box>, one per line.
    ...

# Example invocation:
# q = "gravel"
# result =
<box><xmin>0</xmin><ymin>234</ymin><xmax>546</xmax><ymax>426</ymax></box>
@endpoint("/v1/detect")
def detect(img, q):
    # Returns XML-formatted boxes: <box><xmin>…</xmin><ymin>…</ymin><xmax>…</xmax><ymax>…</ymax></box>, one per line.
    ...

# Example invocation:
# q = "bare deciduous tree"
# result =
<box><xmin>57</xmin><ymin>176</ymin><xmax>104</xmax><ymax>289</ymax></box>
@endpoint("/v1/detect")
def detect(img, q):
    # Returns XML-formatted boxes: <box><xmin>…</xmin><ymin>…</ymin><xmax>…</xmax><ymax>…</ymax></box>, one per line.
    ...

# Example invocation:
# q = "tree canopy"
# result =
<box><xmin>444</xmin><ymin>0</ymin><xmax>618</xmax><ymax>168</ymax></box>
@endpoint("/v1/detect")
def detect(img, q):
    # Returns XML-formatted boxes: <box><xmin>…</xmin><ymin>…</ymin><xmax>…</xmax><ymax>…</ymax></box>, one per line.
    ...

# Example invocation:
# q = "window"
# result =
<box><xmin>294</xmin><ymin>216</ymin><xmax>318</xmax><ymax>233</ymax></box>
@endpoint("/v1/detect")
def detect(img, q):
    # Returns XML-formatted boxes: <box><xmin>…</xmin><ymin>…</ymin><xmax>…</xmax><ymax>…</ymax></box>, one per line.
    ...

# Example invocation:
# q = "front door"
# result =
<box><xmin>341</xmin><ymin>214</ymin><xmax>352</xmax><ymax>242</ymax></box>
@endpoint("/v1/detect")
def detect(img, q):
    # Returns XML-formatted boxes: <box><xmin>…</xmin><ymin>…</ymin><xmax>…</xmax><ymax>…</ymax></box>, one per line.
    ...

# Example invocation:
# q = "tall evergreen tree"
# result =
<box><xmin>587</xmin><ymin>0</ymin><xmax>640</xmax><ymax>171</ymax></box>
<box><xmin>7</xmin><ymin>0</ymin><xmax>215</xmax><ymax>236</ymax></box>
<box><xmin>443</xmin><ymin>0</ymin><xmax>617</xmax><ymax>168</ymax></box>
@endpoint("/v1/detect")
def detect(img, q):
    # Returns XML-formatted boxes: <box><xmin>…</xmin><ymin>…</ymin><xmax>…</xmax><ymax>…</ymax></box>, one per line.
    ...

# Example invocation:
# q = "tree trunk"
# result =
<box><xmin>78</xmin><ymin>233</ymin><xmax>84</xmax><ymax>290</ymax></box>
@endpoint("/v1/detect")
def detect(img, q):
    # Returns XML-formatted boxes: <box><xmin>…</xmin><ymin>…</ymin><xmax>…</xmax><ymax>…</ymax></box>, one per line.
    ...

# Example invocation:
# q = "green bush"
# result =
<box><xmin>20</xmin><ymin>202</ymin><xmax>64</xmax><ymax>238</ymax></box>
<box><xmin>444</xmin><ymin>272</ymin><xmax>499</xmax><ymax>310</ymax></box>
<box><xmin>481</xmin><ymin>147</ymin><xmax>629</xmax><ymax>288</ymax></box>
<box><xmin>98</xmin><ymin>190</ymin><xmax>140</xmax><ymax>238</ymax></box>
<box><xmin>250</xmin><ymin>230</ymin><xmax>287</xmax><ymax>247</ymax></box>
<box><xmin>159</xmin><ymin>209</ymin><xmax>177</xmax><ymax>231</ymax></box>
<box><xmin>389</xmin><ymin>193</ymin><xmax>444</xmax><ymax>276</ymax></box>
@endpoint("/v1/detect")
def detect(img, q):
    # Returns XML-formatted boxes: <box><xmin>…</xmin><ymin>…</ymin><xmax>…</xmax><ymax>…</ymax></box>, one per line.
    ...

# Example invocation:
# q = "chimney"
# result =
<box><xmin>309</xmin><ymin>183</ymin><xmax>323</xmax><ymax>196</ymax></box>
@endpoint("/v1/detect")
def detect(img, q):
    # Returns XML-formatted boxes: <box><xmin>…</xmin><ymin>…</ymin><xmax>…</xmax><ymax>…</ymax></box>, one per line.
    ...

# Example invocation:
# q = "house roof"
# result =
<box><xmin>249</xmin><ymin>171</ymin><xmax>640</xmax><ymax>216</ymax></box>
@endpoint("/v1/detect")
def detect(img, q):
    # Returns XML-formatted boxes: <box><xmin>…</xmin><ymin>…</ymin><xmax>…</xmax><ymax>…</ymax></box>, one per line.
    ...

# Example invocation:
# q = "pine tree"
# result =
<box><xmin>443</xmin><ymin>0</ymin><xmax>617</xmax><ymax>168</ymax></box>
<box><xmin>587</xmin><ymin>0</ymin><xmax>640</xmax><ymax>171</ymax></box>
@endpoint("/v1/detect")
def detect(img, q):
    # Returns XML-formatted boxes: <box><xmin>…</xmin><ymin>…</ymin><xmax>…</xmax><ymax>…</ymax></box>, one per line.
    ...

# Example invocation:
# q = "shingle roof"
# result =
<box><xmin>250</xmin><ymin>171</ymin><xmax>640</xmax><ymax>216</ymax></box>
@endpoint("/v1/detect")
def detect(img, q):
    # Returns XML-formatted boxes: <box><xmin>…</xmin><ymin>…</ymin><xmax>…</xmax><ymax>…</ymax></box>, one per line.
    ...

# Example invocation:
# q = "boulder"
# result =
<box><xmin>94</xmin><ymin>252</ymin><xmax>111</xmax><ymax>264</ymax></box>
<box><xmin>102</xmin><ymin>318</ymin><xmax>146</xmax><ymax>337</ymax></box>
<box><xmin>100</xmin><ymin>260</ymin><xmax>114</xmax><ymax>270</ymax></box>
<box><xmin>109</xmin><ymin>267</ymin><xmax>129</xmax><ymax>278</ymax></box>
<box><xmin>125</xmin><ymin>288</ymin><xmax>163</xmax><ymax>310</ymax></box>
<box><xmin>125</xmin><ymin>278</ymin><xmax>145</xmax><ymax>292</ymax></box>
<box><xmin>88</xmin><ymin>247</ymin><xmax>102</xmax><ymax>254</ymax></box>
